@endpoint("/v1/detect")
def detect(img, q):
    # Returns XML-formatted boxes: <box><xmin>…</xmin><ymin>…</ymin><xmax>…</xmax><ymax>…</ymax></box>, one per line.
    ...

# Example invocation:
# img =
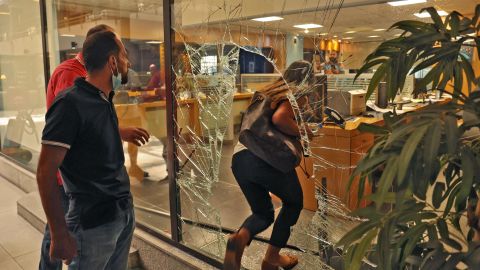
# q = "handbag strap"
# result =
<box><xmin>298</xmin><ymin>158</ymin><xmax>311</xmax><ymax>178</ymax></box>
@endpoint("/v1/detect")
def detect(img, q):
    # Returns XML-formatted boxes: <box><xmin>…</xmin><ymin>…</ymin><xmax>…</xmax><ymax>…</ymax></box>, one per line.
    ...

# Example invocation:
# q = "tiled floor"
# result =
<box><xmin>0</xmin><ymin>177</ymin><xmax>43</xmax><ymax>270</ymax></box>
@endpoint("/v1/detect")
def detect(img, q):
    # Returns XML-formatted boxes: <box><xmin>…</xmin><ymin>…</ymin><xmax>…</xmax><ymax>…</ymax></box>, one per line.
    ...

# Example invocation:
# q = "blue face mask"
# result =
<box><xmin>110</xmin><ymin>58</ymin><xmax>122</xmax><ymax>91</ymax></box>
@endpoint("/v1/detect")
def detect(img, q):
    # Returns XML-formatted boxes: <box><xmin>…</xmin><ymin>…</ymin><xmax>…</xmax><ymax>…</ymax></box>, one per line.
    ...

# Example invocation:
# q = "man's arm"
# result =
<box><xmin>119</xmin><ymin>127</ymin><xmax>150</xmax><ymax>146</ymax></box>
<box><xmin>36</xmin><ymin>144</ymin><xmax>77</xmax><ymax>264</ymax></box>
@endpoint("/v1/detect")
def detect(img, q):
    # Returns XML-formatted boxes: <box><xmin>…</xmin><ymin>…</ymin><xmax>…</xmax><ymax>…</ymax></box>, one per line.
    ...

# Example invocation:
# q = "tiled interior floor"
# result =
<box><xmin>0</xmin><ymin>177</ymin><xmax>44</xmax><ymax>270</ymax></box>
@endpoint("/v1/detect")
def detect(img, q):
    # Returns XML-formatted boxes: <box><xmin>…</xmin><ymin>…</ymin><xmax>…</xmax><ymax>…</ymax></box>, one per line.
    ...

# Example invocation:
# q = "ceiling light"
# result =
<box><xmin>345</xmin><ymin>31</ymin><xmax>356</xmax><ymax>34</ymax></box>
<box><xmin>388</xmin><ymin>0</ymin><xmax>426</xmax><ymax>6</ymax></box>
<box><xmin>304</xmin><ymin>29</ymin><xmax>309</xmax><ymax>33</ymax></box>
<box><xmin>0</xmin><ymin>12</ymin><xmax>10</xmax><ymax>15</ymax></box>
<box><xmin>294</xmin><ymin>23</ymin><xmax>323</xmax><ymax>29</ymax></box>
<box><xmin>414</xmin><ymin>10</ymin><xmax>448</xmax><ymax>18</ymax></box>
<box><xmin>146</xmin><ymin>40</ymin><xmax>163</xmax><ymax>44</ymax></box>
<box><xmin>368</xmin><ymin>35</ymin><xmax>380</xmax><ymax>38</ymax></box>
<box><xmin>343</xmin><ymin>37</ymin><xmax>353</xmax><ymax>39</ymax></box>
<box><xmin>333</xmin><ymin>35</ymin><xmax>338</xmax><ymax>38</ymax></box>
<box><xmin>252</xmin><ymin>16</ymin><xmax>283</xmax><ymax>22</ymax></box>
<box><xmin>374</xmin><ymin>28</ymin><xmax>386</xmax><ymax>31</ymax></box>
<box><xmin>318</xmin><ymin>33</ymin><xmax>328</xmax><ymax>36</ymax></box>
<box><xmin>60</xmin><ymin>34</ymin><xmax>76</xmax><ymax>37</ymax></box>
<box><xmin>0</xmin><ymin>74</ymin><xmax>6</xmax><ymax>80</ymax></box>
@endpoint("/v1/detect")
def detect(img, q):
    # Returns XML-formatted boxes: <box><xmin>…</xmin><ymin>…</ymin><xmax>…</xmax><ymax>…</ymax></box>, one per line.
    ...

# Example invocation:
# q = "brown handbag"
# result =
<box><xmin>239</xmin><ymin>91</ymin><xmax>303</xmax><ymax>173</ymax></box>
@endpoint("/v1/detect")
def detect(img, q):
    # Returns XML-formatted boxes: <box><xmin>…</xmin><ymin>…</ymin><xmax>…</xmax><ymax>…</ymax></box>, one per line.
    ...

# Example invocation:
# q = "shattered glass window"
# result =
<box><xmin>167</xmin><ymin>0</ymin><xmax>461</xmax><ymax>268</ymax></box>
<box><xmin>169</xmin><ymin>1</ymin><xmax>364</xmax><ymax>269</ymax></box>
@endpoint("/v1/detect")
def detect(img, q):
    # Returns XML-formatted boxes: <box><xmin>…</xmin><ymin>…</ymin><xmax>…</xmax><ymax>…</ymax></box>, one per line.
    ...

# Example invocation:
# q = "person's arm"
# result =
<box><xmin>40</xmin><ymin>97</ymin><xmax>80</xmax><ymax>264</ymax></box>
<box><xmin>272</xmin><ymin>101</ymin><xmax>300</xmax><ymax>137</ymax></box>
<box><xmin>272</xmin><ymin>100</ymin><xmax>314</xmax><ymax>139</ymax></box>
<box><xmin>36</xmin><ymin>145</ymin><xmax>77</xmax><ymax>264</ymax></box>
<box><xmin>119</xmin><ymin>127</ymin><xmax>150</xmax><ymax>146</ymax></box>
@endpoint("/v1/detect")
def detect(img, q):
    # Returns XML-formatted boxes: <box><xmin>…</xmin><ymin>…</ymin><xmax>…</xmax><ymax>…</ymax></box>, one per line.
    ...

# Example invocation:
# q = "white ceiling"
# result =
<box><xmin>219</xmin><ymin>0</ymin><xmax>479</xmax><ymax>42</ymax></box>
<box><xmin>49</xmin><ymin>0</ymin><xmax>480</xmax><ymax>42</ymax></box>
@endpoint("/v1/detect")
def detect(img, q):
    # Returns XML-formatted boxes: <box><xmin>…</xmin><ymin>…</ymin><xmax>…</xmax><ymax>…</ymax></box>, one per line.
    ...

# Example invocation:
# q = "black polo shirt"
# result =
<box><xmin>42</xmin><ymin>77</ymin><xmax>131</xmax><ymax>227</ymax></box>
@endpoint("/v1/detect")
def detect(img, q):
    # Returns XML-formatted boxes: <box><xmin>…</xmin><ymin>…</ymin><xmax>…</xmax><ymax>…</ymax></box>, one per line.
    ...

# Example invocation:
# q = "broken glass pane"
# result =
<box><xmin>169</xmin><ymin>0</ymin><xmax>416</xmax><ymax>268</ymax></box>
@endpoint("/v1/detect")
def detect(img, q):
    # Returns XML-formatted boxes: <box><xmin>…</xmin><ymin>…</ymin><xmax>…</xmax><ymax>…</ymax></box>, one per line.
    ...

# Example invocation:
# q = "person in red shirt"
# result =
<box><xmin>146</xmin><ymin>64</ymin><xmax>161</xmax><ymax>90</ymax></box>
<box><xmin>39</xmin><ymin>24</ymin><xmax>150</xmax><ymax>270</ymax></box>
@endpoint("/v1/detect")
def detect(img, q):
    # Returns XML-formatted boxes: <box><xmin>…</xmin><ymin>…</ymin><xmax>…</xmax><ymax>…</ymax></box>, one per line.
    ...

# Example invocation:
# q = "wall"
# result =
<box><xmin>340</xmin><ymin>41</ymin><xmax>381</xmax><ymax>70</ymax></box>
<box><xmin>286</xmin><ymin>34</ymin><xmax>304</xmax><ymax>67</ymax></box>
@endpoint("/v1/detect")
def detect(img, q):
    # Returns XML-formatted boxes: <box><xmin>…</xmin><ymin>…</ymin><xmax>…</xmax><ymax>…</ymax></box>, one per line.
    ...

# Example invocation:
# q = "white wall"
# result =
<box><xmin>340</xmin><ymin>41</ymin><xmax>381</xmax><ymax>70</ymax></box>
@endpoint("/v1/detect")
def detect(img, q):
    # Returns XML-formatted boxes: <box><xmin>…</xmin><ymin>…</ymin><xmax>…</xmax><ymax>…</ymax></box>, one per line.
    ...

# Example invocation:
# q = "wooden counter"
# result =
<box><xmin>297</xmin><ymin>99</ymin><xmax>451</xmax><ymax>211</ymax></box>
<box><xmin>114</xmin><ymin>92</ymin><xmax>253</xmax><ymax>140</ymax></box>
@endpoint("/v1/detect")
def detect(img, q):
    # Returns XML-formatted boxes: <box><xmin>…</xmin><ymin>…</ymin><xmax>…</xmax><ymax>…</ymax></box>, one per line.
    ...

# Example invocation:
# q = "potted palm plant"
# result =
<box><xmin>337</xmin><ymin>5</ymin><xmax>480</xmax><ymax>270</ymax></box>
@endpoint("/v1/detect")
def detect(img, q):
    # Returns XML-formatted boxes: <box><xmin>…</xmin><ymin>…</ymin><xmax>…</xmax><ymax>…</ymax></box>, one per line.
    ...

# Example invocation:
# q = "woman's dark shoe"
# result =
<box><xmin>223</xmin><ymin>234</ymin><xmax>244</xmax><ymax>270</ymax></box>
<box><xmin>261</xmin><ymin>254</ymin><xmax>298</xmax><ymax>270</ymax></box>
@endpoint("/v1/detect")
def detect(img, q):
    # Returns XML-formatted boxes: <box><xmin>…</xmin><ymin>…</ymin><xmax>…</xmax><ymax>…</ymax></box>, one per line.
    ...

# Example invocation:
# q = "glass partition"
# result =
<box><xmin>0</xmin><ymin>0</ymin><xmax>47</xmax><ymax>170</ymax></box>
<box><xmin>45</xmin><ymin>0</ymin><xmax>170</xmax><ymax>235</ymax></box>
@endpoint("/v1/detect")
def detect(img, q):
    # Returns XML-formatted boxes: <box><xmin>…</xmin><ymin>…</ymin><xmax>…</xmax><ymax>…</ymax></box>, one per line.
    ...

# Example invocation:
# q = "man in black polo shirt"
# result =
<box><xmin>37</xmin><ymin>30</ymin><xmax>137</xmax><ymax>269</ymax></box>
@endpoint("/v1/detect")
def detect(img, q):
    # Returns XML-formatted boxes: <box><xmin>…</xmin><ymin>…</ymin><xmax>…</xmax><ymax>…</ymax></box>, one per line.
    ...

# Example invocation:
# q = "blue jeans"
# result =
<box><xmin>39</xmin><ymin>185</ymin><xmax>70</xmax><ymax>270</ymax></box>
<box><xmin>67</xmin><ymin>207</ymin><xmax>135</xmax><ymax>270</ymax></box>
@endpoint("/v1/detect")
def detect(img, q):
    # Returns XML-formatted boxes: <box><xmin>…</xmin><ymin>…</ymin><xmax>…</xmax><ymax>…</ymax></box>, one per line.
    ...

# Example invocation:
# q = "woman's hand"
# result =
<box><xmin>305</xmin><ymin>125</ymin><xmax>314</xmax><ymax>140</ymax></box>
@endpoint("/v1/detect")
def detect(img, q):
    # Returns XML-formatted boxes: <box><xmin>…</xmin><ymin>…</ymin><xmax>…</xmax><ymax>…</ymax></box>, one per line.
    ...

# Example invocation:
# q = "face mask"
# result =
<box><xmin>110</xmin><ymin>58</ymin><xmax>122</xmax><ymax>91</ymax></box>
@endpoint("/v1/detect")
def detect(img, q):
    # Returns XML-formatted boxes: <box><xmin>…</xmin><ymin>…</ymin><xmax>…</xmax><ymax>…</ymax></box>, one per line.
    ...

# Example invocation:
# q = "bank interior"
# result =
<box><xmin>0</xmin><ymin>0</ymin><xmax>478</xmax><ymax>269</ymax></box>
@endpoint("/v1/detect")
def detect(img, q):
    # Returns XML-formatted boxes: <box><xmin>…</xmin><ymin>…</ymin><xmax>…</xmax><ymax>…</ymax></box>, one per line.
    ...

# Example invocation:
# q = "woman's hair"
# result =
<box><xmin>258</xmin><ymin>60</ymin><xmax>313</xmax><ymax>108</ymax></box>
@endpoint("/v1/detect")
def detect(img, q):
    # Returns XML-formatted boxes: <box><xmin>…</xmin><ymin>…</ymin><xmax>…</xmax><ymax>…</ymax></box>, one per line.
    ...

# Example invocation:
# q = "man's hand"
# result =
<box><xmin>119</xmin><ymin>127</ymin><xmax>150</xmax><ymax>146</ymax></box>
<box><xmin>50</xmin><ymin>230</ymin><xmax>78</xmax><ymax>265</ymax></box>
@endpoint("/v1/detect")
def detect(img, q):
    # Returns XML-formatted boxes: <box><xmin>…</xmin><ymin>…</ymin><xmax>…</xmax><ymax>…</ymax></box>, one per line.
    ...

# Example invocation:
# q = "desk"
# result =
<box><xmin>297</xmin><ymin>98</ymin><xmax>451</xmax><ymax>211</ymax></box>
<box><xmin>115</xmin><ymin>92</ymin><xmax>253</xmax><ymax>138</ymax></box>
<box><xmin>115</xmin><ymin>99</ymin><xmax>197</xmax><ymax>139</ymax></box>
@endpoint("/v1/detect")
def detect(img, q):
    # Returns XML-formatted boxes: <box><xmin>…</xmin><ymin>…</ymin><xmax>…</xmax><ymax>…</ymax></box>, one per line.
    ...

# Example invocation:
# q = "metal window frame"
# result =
<box><xmin>39</xmin><ymin>0</ymin><xmax>51</xmax><ymax>90</ymax></box>
<box><xmin>162</xmin><ymin>0</ymin><xmax>225</xmax><ymax>268</ymax></box>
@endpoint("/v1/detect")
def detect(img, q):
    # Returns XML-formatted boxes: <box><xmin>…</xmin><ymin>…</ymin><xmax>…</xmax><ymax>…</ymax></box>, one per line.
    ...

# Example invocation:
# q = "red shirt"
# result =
<box><xmin>146</xmin><ymin>72</ymin><xmax>161</xmax><ymax>90</ymax></box>
<box><xmin>46</xmin><ymin>55</ymin><xmax>86</xmax><ymax>108</ymax></box>
<box><xmin>46</xmin><ymin>54</ymin><xmax>86</xmax><ymax>185</ymax></box>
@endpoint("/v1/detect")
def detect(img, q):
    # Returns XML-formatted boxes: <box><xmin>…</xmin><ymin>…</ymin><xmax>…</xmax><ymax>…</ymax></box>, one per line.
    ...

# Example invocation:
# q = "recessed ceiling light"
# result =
<box><xmin>345</xmin><ymin>31</ymin><xmax>356</xmax><ymax>34</ymax></box>
<box><xmin>414</xmin><ymin>10</ymin><xmax>448</xmax><ymax>18</ymax></box>
<box><xmin>318</xmin><ymin>33</ymin><xmax>328</xmax><ymax>36</ymax></box>
<box><xmin>294</xmin><ymin>23</ymin><xmax>323</xmax><ymax>29</ymax></box>
<box><xmin>146</xmin><ymin>40</ymin><xmax>163</xmax><ymax>44</ymax></box>
<box><xmin>374</xmin><ymin>28</ymin><xmax>386</xmax><ymax>32</ymax></box>
<box><xmin>333</xmin><ymin>35</ymin><xmax>338</xmax><ymax>38</ymax></box>
<box><xmin>252</xmin><ymin>16</ymin><xmax>283</xmax><ymax>22</ymax></box>
<box><xmin>368</xmin><ymin>35</ymin><xmax>380</xmax><ymax>38</ymax></box>
<box><xmin>388</xmin><ymin>0</ymin><xmax>426</xmax><ymax>6</ymax></box>
<box><xmin>0</xmin><ymin>12</ymin><xmax>10</xmax><ymax>15</ymax></box>
<box><xmin>60</xmin><ymin>34</ymin><xmax>76</xmax><ymax>37</ymax></box>
<box><xmin>343</xmin><ymin>37</ymin><xmax>354</xmax><ymax>40</ymax></box>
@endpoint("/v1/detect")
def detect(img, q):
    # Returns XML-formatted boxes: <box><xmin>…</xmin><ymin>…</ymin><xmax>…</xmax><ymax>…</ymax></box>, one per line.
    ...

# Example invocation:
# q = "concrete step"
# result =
<box><xmin>17</xmin><ymin>191</ymin><xmax>142</xmax><ymax>270</ymax></box>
